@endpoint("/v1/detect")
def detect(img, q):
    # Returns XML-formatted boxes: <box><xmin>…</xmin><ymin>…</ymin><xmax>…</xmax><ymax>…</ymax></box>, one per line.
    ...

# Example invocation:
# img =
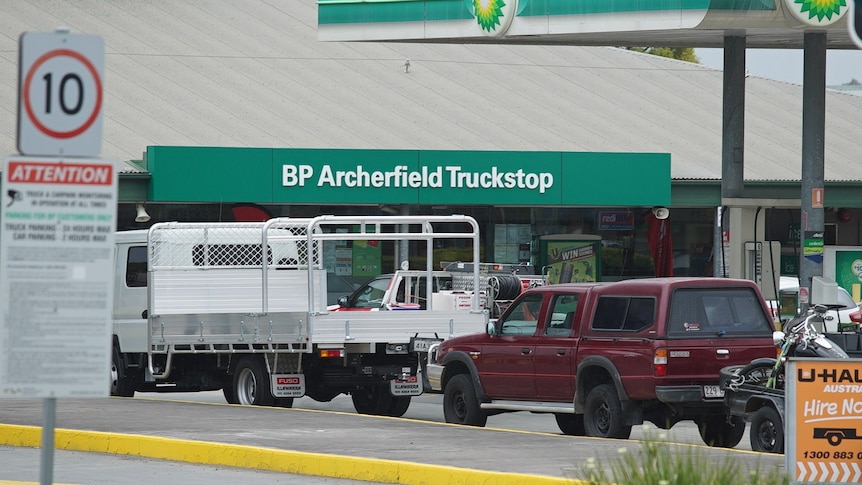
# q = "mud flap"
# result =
<box><xmin>272</xmin><ymin>374</ymin><xmax>305</xmax><ymax>398</ymax></box>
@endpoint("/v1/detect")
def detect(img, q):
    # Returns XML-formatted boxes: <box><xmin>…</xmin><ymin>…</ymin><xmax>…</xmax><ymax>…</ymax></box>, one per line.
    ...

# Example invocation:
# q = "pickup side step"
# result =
<box><xmin>480</xmin><ymin>400</ymin><xmax>574</xmax><ymax>414</ymax></box>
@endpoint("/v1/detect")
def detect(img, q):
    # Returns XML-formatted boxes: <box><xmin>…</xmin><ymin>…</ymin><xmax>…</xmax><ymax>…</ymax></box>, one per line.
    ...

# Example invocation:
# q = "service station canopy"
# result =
<box><xmin>318</xmin><ymin>0</ymin><xmax>856</xmax><ymax>49</ymax></box>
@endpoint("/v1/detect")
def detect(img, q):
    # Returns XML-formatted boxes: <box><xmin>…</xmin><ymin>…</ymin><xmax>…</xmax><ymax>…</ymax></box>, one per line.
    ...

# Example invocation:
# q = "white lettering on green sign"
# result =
<box><xmin>283</xmin><ymin>164</ymin><xmax>554</xmax><ymax>194</ymax></box>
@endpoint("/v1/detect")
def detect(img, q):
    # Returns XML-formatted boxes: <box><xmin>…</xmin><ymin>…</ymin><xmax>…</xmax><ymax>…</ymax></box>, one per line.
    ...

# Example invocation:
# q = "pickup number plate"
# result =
<box><xmin>411</xmin><ymin>337</ymin><xmax>443</xmax><ymax>352</ymax></box>
<box><xmin>703</xmin><ymin>385</ymin><xmax>725</xmax><ymax>398</ymax></box>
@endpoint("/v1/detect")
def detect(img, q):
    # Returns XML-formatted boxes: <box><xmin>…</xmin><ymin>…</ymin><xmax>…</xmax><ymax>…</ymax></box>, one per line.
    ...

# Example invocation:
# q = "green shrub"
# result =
<box><xmin>575</xmin><ymin>429</ymin><xmax>789</xmax><ymax>485</ymax></box>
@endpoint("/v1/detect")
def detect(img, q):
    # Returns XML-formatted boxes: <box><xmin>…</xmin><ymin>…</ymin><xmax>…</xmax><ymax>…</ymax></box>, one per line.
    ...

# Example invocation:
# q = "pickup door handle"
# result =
<box><xmin>521</xmin><ymin>348</ymin><xmax>532</xmax><ymax>355</ymax></box>
<box><xmin>716</xmin><ymin>349</ymin><xmax>729</xmax><ymax>355</ymax></box>
<box><xmin>557</xmin><ymin>349</ymin><xmax>566</xmax><ymax>356</ymax></box>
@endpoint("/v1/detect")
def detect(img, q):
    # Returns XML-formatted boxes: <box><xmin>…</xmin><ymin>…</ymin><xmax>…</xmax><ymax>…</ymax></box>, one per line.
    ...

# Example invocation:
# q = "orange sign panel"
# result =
<box><xmin>789</xmin><ymin>359</ymin><xmax>862</xmax><ymax>483</ymax></box>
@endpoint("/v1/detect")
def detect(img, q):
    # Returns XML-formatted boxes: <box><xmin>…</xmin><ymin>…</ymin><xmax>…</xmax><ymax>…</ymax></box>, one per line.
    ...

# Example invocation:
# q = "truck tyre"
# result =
<box><xmin>584</xmin><ymin>384</ymin><xmax>631</xmax><ymax>439</ymax></box>
<box><xmin>443</xmin><ymin>374</ymin><xmax>487</xmax><ymax>427</ymax></box>
<box><xmin>352</xmin><ymin>386</ymin><xmax>392</xmax><ymax>415</ymax></box>
<box><xmin>749</xmin><ymin>406</ymin><xmax>784</xmax><ymax>454</ymax></box>
<box><xmin>387</xmin><ymin>396</ymin><xmax>411</xmax><ymax>417</ymax></box>
<box><xmin>110</xmin><ymin>348</ymin><xmax>135</xmax><ymax>398</ymax></box>
<box><xmin>232</xmin><ymin>356</ymin><xmax>274</xmax><ymax>406</ymax></box>
<box><xmin>697</xmin><ymin>415</ymin><xmax>745</xmax><ymax>448</ymax></box>
<box><xmin>222</xmin><ymin>386</ymin><xmax>239</xmax><ymax>404</ymax></box>
<box><xmin>273</xmin><ymin>398</ymin><xmax>295</xmax><ymax>408</ymax></box>
<box><xmin>555</xmin><ymin>413</ymin><xmax>586</xmax><ymax>436</ymax></box>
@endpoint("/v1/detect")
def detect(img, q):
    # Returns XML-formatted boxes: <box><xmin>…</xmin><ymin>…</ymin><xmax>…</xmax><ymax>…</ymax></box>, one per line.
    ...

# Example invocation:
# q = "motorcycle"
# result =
<box><xmin>719</xmin><ymin>304</ymin><xmax>849</xmax><ymax>454</ymax></box>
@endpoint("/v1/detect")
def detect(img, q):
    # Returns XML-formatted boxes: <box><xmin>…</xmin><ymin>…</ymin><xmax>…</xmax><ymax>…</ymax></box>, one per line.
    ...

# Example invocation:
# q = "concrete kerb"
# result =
<box><xmin>0</xmin><ymin>424</ymin><xmax>577</xmax><ymax>485</ymax></box>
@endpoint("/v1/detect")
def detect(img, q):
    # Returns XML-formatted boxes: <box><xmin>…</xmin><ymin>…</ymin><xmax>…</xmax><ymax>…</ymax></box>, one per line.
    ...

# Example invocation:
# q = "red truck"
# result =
<box><xmin>426</xmin><ymin>277</ymin><xmax>777</xmax><ymax>448</ymax></box>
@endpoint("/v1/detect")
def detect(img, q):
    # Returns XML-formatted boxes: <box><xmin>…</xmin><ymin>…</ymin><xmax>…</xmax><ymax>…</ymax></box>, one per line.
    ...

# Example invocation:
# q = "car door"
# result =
<box><xmin>533</xmin><ymin>291</ymin><xmax>582</xmax><ymax>402</ymax></box>
<box><xmin>478</xmin><ymin>292</ymin><xmax>544</xmax><ymax>399</ymax></box>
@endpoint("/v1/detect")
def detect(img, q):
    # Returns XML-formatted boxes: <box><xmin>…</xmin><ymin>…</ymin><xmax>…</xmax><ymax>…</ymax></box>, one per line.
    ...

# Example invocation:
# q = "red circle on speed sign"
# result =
<box><xmin>22</xmin><ymin>48</ymin><xmax>103</xmax><ymax>139</ymax></box>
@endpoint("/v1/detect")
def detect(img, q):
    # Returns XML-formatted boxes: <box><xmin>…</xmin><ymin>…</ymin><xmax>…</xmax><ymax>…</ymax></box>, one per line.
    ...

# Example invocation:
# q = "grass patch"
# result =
<box><xmin>575</xmin><ymin>428</ymin><xmax>789</xmax><ymax>485</ymax></box>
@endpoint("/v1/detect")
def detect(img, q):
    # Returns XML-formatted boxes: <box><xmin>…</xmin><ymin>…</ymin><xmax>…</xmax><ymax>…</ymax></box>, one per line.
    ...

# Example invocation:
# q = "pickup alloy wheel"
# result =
<box><xmin>443</xmin><ymin>374</ymin><xmax>487</xmax><ymax>427</ymax></box>
<box><xmin>697</xmin><ymin>415</ymin><xmax>745</xmax><ymax>448</ymax></box>
<box><xmin>749</xmin><ymin>406</ymin><xmax>784</xmax><ymax>453</ymax></box>
<box><xmin>584</xmin><ymin>384</ymin><xmax>632</xmax><ymax>439</ymax></box>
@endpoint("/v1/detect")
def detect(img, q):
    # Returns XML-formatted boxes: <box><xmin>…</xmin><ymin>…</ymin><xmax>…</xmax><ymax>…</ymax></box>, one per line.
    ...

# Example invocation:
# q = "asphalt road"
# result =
<box><xmin>140</xmin><ymin>389</ymin><xmax>758</xmax><ymax>451</ymax></box>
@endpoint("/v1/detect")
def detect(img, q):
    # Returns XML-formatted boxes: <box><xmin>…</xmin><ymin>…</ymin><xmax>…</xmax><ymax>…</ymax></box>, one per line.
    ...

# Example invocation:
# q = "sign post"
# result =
<box><xmin>787</xmin><ymin>358</ymin><xmax>862</xmax><ymax>484</ymax></box>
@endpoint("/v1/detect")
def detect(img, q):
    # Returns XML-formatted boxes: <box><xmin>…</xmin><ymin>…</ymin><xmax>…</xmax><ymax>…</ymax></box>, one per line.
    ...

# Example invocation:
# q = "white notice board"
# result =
<box><xmin>0</xmin><ymin>156</ymin><xmax>117</xmax><ymax>398</ymax></box>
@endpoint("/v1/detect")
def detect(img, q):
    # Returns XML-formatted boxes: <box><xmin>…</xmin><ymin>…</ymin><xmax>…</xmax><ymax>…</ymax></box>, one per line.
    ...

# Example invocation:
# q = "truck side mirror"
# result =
<box><xmin>337</xmin><ymin>296</ymin><xmax>348</xmax><ymax>307</ymax></box>
<box><xmin>487</xmin><ymin>321</ymin><xmax>498</xmax><ymax>336</ymax></box>
<box><xmin>142</xmin><ymin>309</ymin><xmax>148</xmax><ymax>319</ymax></box>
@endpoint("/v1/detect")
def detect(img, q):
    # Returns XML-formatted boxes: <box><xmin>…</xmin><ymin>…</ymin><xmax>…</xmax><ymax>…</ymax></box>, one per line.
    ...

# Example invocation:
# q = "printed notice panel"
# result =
<box><xmin>787</xmin><ymin>359</ymin><xmax>862</xmax><ymax>484</ymax></box>
<box><xmin>0</xmin><ymin>156</ymin><xmax>117</xmax><ymax>398</ymax></box>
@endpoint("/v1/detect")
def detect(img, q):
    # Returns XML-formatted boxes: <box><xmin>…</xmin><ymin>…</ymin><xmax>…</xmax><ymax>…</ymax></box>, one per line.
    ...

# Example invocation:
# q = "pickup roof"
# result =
<box><xmin>426</xmin><ymin>277</ymin><xmax>777</xmax><ymax>448</ymax></box>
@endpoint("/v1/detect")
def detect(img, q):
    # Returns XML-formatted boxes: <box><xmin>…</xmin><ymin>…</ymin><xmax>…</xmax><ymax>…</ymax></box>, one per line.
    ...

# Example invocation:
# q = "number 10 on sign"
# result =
<box><xmin>17</xmin><ymin>31</ymin><xmax>104</xmax><ymax>157</ymax></box>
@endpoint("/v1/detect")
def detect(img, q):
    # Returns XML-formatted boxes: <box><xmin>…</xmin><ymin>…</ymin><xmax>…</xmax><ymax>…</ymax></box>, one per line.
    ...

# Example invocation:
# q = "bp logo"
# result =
<box><xmin>471</xmin><ymin>0</ymin><xmax>517</xmax><ymax>37</ymax></box>
<box><xmin>783</xmin><ymin>0</ymin><xmax>847</xmax><ymax>26</ymax></box>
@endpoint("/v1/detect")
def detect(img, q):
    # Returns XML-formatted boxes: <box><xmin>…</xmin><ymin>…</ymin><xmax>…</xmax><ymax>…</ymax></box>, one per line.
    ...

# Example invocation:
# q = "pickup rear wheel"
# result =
<box><xmin>749</xmin><ymin>406</ymin><xmax>783</xmax><ymax>453</ymax></box>
<box><xmin>697</xmin><ymin>415</ymin><xmax>745</xmax><ymax>448</ymax></box>
<box><xmin>555</xmin><ymin>413</ymin><xmax>585</xmax><ymax>436</ymax></box>
<box><xmin>232</xmin><ymin>356</ymin><xmax>274</xmax><ymax>406</ymax></box>
<box><xmin>584</xmin><ymin>384</ymin><xmax>631</xmax><ymax>439</ymax></box>
<box><xmin>443</xmin><ymin>374</ymin><xmax>487</xmax><ymax>427</ymax></box>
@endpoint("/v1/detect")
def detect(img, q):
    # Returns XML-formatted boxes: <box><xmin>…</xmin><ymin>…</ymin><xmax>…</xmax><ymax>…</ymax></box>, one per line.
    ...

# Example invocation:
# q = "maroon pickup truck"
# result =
<box><xmin>426</xmin><ymin>277</ymin><xmax>777</xmax><ymax>448</ymax></box>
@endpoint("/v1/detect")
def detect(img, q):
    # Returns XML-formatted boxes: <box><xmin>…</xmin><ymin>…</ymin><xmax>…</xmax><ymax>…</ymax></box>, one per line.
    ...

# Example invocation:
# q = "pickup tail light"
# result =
<box><xmin>850</xmin><ymin>310</ymin><xmax>862</xmax><ymax>324</ymax></box>
<box><xmin>653</xmin><ymin>348</ymin><xmax>668</xmax><ymax>377</ymax></box>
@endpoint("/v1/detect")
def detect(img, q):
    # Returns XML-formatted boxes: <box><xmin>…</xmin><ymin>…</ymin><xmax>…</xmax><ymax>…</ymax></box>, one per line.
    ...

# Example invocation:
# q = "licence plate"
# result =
<box><xmin>703</xmin><ymin>385</ymin><xmax>725</xmax><ymax>398</ymax></box>
<box><xmin>411</xmin><ymin>337</ymin><xmax>443</xmax><ymax>352</ymax></box>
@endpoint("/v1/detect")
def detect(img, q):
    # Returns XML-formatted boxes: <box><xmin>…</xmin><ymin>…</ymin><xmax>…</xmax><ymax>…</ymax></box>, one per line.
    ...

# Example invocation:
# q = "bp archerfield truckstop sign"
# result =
<box><xmin>787</xmin><ymin>359</ymin><xmax>862</xmax><ymax>484</ymax></box>
<box><xmin>1</xmin><ymin>30</ymin><xmax>117</xmax><ymax>399</ymax></box>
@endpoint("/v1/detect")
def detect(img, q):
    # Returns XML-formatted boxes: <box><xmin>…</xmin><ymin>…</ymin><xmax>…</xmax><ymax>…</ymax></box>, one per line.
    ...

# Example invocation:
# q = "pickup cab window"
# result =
<box><xmin>545</xmin><ymin>294</ymin><xmax>579</xmax><ymax>336</ymax></box>
<box><xmin>668</xmin><ymin>287</ymin><xmax>772</xmax><ymax>337</ymax></box>
<box><xmin>591</xmin><ymin>296</ymin><xmax>655</xmax><ymax>332</ymax></box>
<box><xmin>500</xmin><ymin>293</ymin><xmax>543</xmax><ymax>336</ymax></box>
<box><xmin>348</xmin><ymin>276</ymin><xmax>390</xmax><ymax>308</ymax></box>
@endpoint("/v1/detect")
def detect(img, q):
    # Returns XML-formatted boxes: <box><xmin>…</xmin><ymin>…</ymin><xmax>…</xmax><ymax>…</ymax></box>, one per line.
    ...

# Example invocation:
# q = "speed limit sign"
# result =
<box><xmin>17</xmin><ymin>31</ymin><xmax>104</xmax><ymax>157</ymax></box>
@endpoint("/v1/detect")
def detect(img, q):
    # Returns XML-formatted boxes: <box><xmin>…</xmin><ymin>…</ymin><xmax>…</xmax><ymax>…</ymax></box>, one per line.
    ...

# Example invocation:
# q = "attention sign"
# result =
<box><xmin>0</xmin><ymin>156</ymin><xmax>117</xmax><ymax>398</ymax></box>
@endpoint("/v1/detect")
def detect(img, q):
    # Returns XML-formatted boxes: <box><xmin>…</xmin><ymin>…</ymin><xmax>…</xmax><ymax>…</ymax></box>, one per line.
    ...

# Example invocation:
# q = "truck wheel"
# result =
<box><xmin>750</xmin><ymin>406</ymin><xmax>783</xmax><ymax>454</ymax></box>
<box><xmin>697</xmin><ymin>415</ymin><xmax>745</xmax><ymax>448</ymax></box>
<box><xmin>352</xmin><ymin>386</ymin><xmax>392</xmax><ymax>415</ymax></box>
<box><xmin>387</xmin><ymin>396</ymin><xmax>411</xmax><ymax>417</ymax></box>
<box><xmin>273</xmin><ymin>398</ymin><xmax>295</xmax><ymax>408</ymax></box>
<box><xmin>555</xmin><ymin>413</ymin><xmax>585</xmax><ymax>436</ymax></box>
<box><xmin>232</xmin><ymin>356</ymin><xmax>274</xmax><ymax>406</ymax></box>
<box><xmin>584</xmin><ymin>384</ymin><xmax>631</xmax><ymax>439</ymax></box>
<box><xmin>110</xmin><ymin>348</ymin><xmax>135</xmax><ymax>397</ymax></box>
<box><xmin>443</xmin><ymin>374</ymin><xmax>487</xmax><ymax>427</ymax></box>
<box><xmin>222</xmin><ymin>386</ymin><xmax>239</xmax><ymax>404</ymax></box>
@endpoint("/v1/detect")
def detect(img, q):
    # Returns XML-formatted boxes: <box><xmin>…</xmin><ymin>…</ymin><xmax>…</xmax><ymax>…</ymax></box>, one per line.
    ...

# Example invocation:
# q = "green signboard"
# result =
<box><xmin>147</xmin><ymin>146</ymin><xmax>670</xmax><ymax>207</ymax></box>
